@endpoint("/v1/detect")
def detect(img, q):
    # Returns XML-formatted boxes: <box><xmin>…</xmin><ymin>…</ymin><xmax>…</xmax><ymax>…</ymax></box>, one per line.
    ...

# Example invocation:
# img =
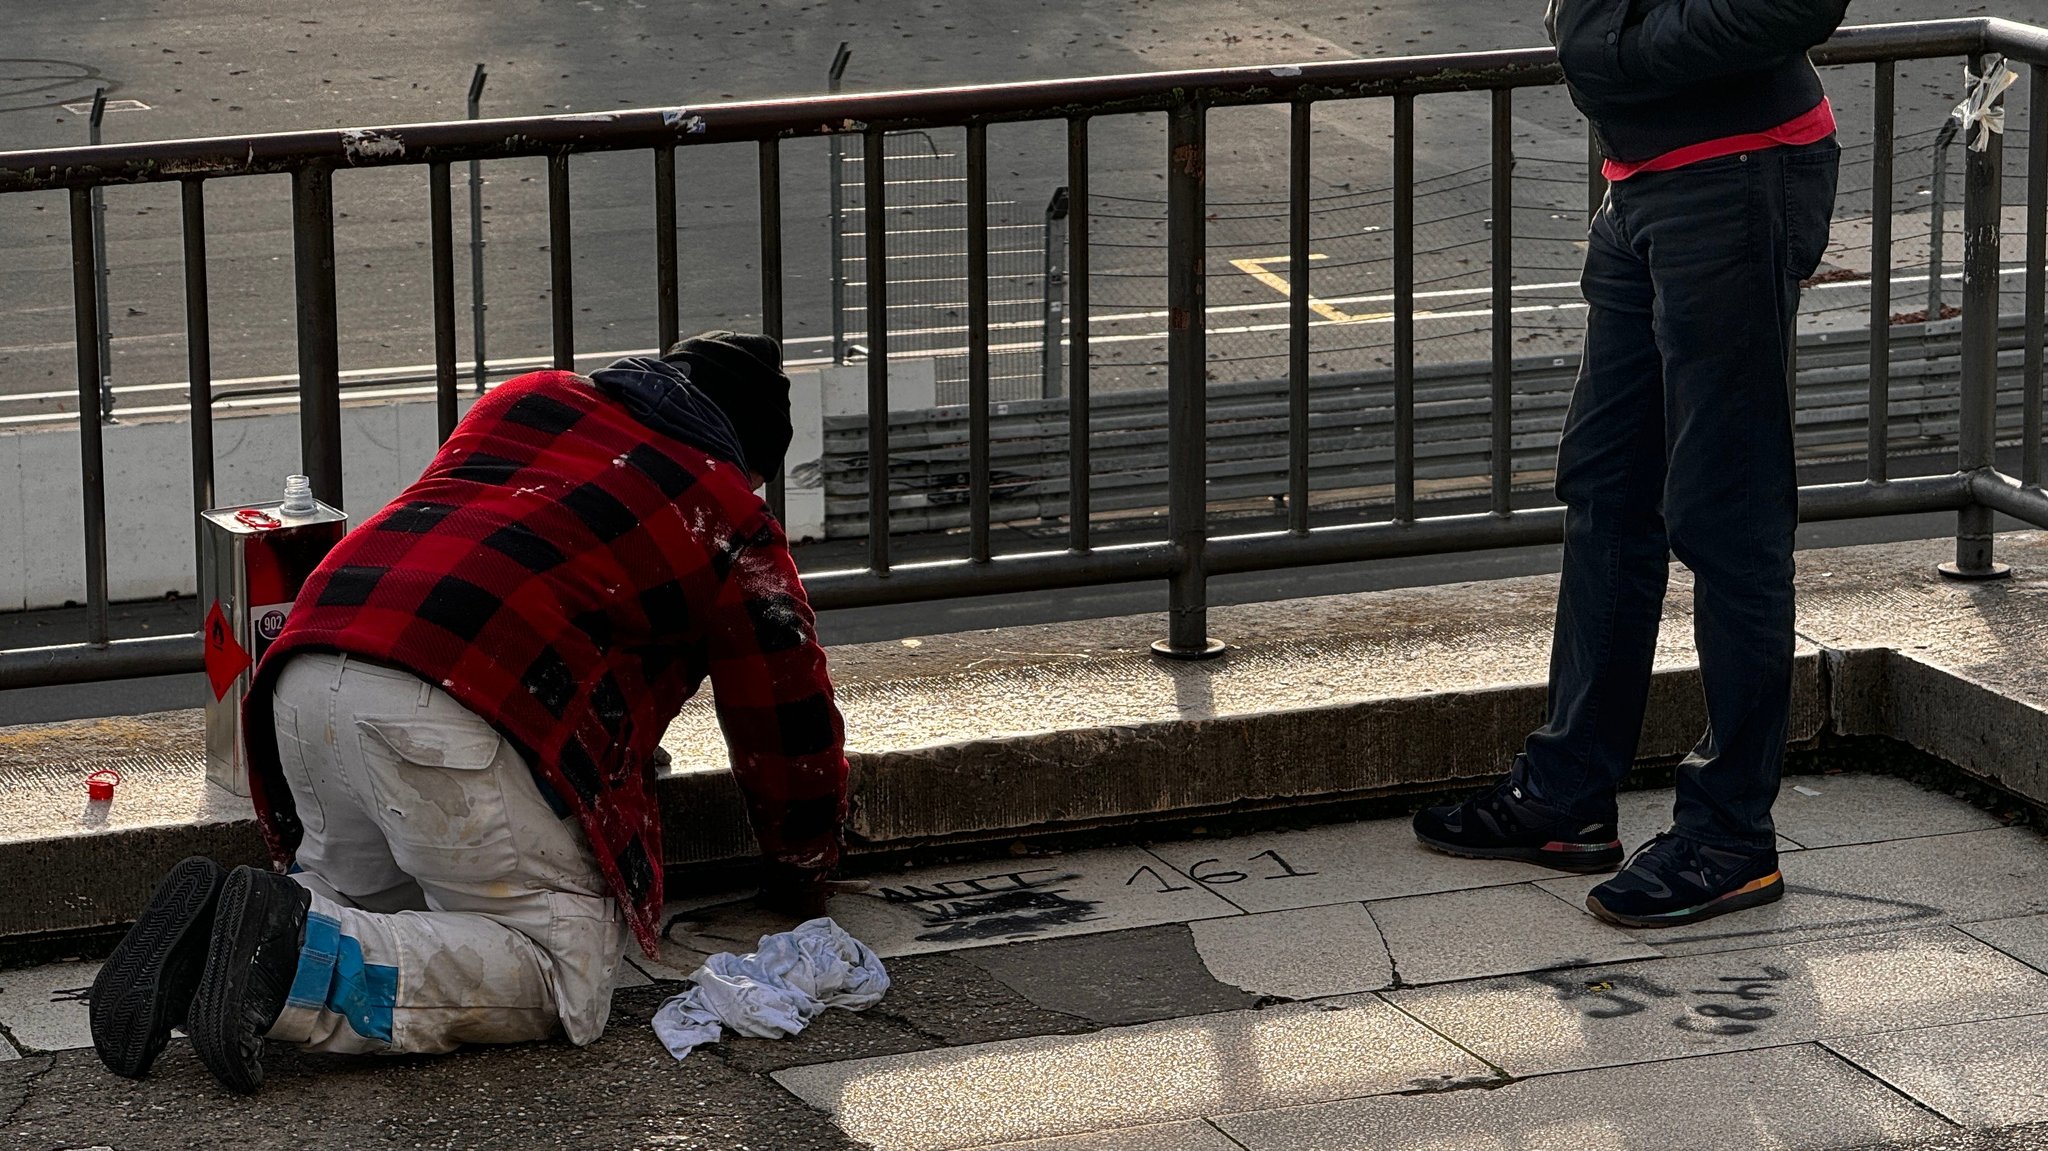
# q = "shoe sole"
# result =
<box><xmin>1587</xmin><ymin>872</ymin><xmax>1786</xmax><ymax>929</ymax></box>
<box><xmin>89</xmin><ymin>856</ymin><xmax>226</xmax><ymax>1079</ymax></box>
<box><xmin>189</xmin><ymin>868</ymin><xmax>282</xmax><ymax>1095</ymax></box>
<box><xmin>1414</xmin><ymin>831</ymin><xmax>1622</xmax><ymax>875</ymax></box>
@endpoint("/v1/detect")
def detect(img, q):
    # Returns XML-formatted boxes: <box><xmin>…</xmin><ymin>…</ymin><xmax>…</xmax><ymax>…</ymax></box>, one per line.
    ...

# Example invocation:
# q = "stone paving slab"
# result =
<box><xmin>1537</xmin><ymin>827</ymin><xmax>2048</xmax><ymax>957</ymax></box>
<box><xmin>957</xmin><ymin>925</ymin><xmax>1261</xmax><ymax>1026</ymax></box>
<box><xmin>1828</xmin><ymin>1014</ymin><xmax>2048</xmax><ymax>1129</ymax></box>
<box><xmin>1960</xmin><ymin>914</ymin><xmax>2048</xmax><ymax>972</ymax></box>
<box><xmin>1388</xmin><ymin>926</ymin><xmax>2048</xmax><ymax>1078</ymax></box>
<box><xmin>1212</xmin><ymin>1045</ymin><xmax>1953</xmax><ymax>1151</ymax></box>
<box><xmin>1188</xmin><ymin>904</ymin><xmax>1394</xmax><ymax>999</ymax></box>
<box><xmin>974</xmin><ymin>1120</ymin><xmax>1241</xmax><ymax>1151</ymax></box>
<box><xmin>771</xmin><ymin>996</ymin><xmax>1495</xmax><ymax>1151</ymax></box>
<box><xmin>1368</xmin><ymin>883</ymin><xmax>1659</xmax><ymax>986</ymax></box>
<box><xmin>1609</xmin><ymin>769</ymin><xmax>1997</xmax><ymax>856</ymax></box>
<box><xmin>1773</xmin><ymin>772</ymin><xmax>2005</xmax><ymax>849</ymax></box>
<box><xmin>1145</xmin><ymin>818</ymin><xmax>1574</xmax><ymax>915</ymax></box>
<box><xmin>670</xmin><ymin>846</ymin><xmax>1243</xmax><ymax>964</ymax></box>
<box><xmin>0</xmin><ymin>958</ymin><xmax>97</xmax><ymax>1055</ymax></box>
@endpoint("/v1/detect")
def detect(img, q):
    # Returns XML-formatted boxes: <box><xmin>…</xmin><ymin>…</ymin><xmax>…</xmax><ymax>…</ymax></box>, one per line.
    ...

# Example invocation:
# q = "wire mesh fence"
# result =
<box><xmin>1078</xmin><ymin>112</ymin><xmax>2018</xmax><ymax>396</ymax></box>
<box><xmin>835</xmin><ymin>131</ymin><xmax>1051</xmax><ymax>404</ymax></box>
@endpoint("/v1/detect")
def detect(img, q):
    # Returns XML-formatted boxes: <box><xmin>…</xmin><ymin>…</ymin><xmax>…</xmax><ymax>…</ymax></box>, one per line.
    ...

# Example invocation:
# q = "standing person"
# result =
<box><xmin>1415</xmin><ymin>0</ymin><xmax>1847</xmax><ymax>927</ymax></box>
<box><xmin>91</xmin><ymin>333</ymin><xmax>852</xmax><ymax>1091</ymax></box>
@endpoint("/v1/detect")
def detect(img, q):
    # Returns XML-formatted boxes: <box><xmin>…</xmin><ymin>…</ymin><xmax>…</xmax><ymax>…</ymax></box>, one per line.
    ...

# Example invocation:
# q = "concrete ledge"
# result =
<box><xmin>1799</xmin><ymin>532</ymin><xmax>2048</xmax><ymax>805</ymax></box>
<box><xmin>7</xmin><ymin>532</ymin><xmax>2046</xmax><ymax>941</ymax></box>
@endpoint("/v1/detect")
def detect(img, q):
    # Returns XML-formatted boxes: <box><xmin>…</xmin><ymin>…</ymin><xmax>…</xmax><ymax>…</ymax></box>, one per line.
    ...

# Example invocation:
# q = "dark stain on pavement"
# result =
<box><xmin>962</xmin><ymin>924</ymin><xmax>1263</xmax><ymax>1026</ymax></box>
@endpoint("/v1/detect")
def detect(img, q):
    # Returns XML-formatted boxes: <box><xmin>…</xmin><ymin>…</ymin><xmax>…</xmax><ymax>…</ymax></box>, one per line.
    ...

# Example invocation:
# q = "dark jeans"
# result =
<box><xmin>1516</xmin><ymin>137</ymin><xmax>1841</xmax><ymax>852</ymax></box>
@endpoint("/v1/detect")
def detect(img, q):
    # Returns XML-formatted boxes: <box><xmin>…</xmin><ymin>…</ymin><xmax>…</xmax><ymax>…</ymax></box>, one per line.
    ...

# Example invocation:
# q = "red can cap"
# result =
<box><xmin>87</xmin><ymin>769</ymin><xmax>121</xmax><ymax>802</ymax></box>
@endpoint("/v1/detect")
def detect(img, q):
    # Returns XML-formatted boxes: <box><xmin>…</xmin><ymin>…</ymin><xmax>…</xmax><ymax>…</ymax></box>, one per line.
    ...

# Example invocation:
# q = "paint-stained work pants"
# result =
<box><xmin>266</xmin><ymin>653</ymin><xmax>630</xmax><ymax>1054</ymax></box>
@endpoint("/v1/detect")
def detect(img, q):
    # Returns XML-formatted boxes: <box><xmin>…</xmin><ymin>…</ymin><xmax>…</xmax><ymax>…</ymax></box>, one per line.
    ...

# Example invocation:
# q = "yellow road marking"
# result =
<box><xmin>1228</xmin><ymin>254</ymin><xmax>1395</xmax><ymax>324</ymax></box>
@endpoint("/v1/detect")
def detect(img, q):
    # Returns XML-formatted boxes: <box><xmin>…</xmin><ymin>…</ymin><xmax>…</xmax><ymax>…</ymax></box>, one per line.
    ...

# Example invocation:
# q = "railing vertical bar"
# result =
<box><xmin>1288</xmin><ymin>101</ymin><xmax>1312</xmax><ymax>536</ymax></box>
<box><xmin>1870</xmin><ymin>60</ymin><xmax>1895</xmax><ymax>484</ymax></box>
<box><xmin>1067</xmin><ymin>117</ymin><xmax>1092</xmax><ymax>551</ymax></box>
<box><xmin>1944</xmin><ymin>52</ymin><xmax>2010</xmax><ymax>580</ymax></box>
<box><xmin>70</xmin><ymin>187</ymin><xmax>110</xmax><ymax>647</ymax></box>
<box><xmin>291</xmin><ymin>165</ymin><xmax>343</xmax><ymax>506</ymax></box>
<box><xmin>181</xmin><ymin>180</ymin><xmax>214</xmax><ymax>586</ymax></box>
<box><xmin>655</xmin><ymin>146</ymin><xmax>680</xmax><ymax>355</ymax></box>
<box><xmin>1490</xmin><ymin>87</ymin><xmax>1515</xmax><ymax>516</ymax></box>
<box><xmin>863</xmin><ymin>129</ymin><xmax>891</xmax><ymax>572</ymax></box>
<box><xmin>429</xmin><ymin>160</ymin><xmax>459</xmax><ymax>444</ymax></box>
<box><xmin>2026</xmin><ymin>64</ymin><xmax>2047</xmax><ymax>486</ymax></box>
<box><xmin>1156</xmin><ymin>100</ymin><xmax>1220</xmax><ymax>659</ymax></box>
<box><xmin>468</xmin><ymin>64</ymin><xmax>488</xmax><ymax>394</ymax></box>
<box><xmin>548</xmin><ymin>153</ymin><xmax>574</xmax><ymax>370</ymax></box>
<box><xmin>1394</xmin><ymin>94</ymin><xmax>1416</xmax><ymax>523</ymax></box>
<box><xmin>967</xmin><ymin>123</ymin><xmax>993</xmax><ymax>564</ymax></box>
<box><xmin>759</xmin><ymin>139</ymin><xmax>787</xmax><ymax>521</ymax></box>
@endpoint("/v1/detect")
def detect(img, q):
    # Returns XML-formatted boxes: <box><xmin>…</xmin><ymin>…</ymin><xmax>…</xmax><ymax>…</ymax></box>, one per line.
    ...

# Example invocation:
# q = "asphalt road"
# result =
<box><xmin>0</xmin><ymin>0</ymin><xmax>2033</xmax><ymax>412</ymax></box>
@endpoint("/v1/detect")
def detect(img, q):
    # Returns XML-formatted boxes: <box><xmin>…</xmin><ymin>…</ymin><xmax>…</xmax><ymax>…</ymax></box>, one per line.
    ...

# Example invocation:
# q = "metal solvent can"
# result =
<box><xmin>199</xmin><ymin>475</ymin><xmax>347</xmax><ymax>796</ymax></box>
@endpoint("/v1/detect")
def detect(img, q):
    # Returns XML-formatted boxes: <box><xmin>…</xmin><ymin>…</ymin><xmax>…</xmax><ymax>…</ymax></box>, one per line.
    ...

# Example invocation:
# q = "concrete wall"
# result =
<box><xmin>1</xmin><ymin>399</ymin><xmax>460</xmax><ymax>610</ymax></box>
<box><xmin>0</xmin><ymin>360</ymin><xmax>933</xmax><ymax>610</ymax></box>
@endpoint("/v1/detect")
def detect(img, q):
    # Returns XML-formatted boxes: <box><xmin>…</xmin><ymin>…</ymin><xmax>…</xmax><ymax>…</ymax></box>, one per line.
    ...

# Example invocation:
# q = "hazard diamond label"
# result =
<box><xmin>204</xmin><ymin>600</ymin><xmax>252</xmax><ymax>701</ymax></box>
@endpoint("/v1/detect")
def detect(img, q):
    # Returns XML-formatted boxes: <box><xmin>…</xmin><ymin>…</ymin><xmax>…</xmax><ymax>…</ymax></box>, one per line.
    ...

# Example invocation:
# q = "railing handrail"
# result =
<box><xmin>5</xmin><ymin>13</ymin><xmax>2048</xmax><ymax>686</ymax></box>
<box><xmin>0</xmin><ymin>18</ymin><xmax>2004</xmax><ymax>194</ymax></box>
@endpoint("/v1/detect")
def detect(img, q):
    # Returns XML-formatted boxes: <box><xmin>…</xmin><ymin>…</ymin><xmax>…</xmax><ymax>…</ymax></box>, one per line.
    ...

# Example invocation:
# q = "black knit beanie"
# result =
<box><xmin>661</xmin><ymin>331</ymin><xmax>793</xmax><ymax>482</ymax></box>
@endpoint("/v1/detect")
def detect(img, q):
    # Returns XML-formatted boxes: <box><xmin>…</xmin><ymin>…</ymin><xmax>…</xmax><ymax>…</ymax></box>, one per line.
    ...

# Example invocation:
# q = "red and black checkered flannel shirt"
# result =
<box><xmin>243</xmin><ymin>370</ymin><xmax>848</xmax><ymax>956</ymax></box>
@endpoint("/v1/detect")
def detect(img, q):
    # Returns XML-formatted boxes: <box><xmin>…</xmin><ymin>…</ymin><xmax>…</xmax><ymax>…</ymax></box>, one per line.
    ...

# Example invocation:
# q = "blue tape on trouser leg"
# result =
<box><xmin>285</xmin><ymin>911</ymin><xmax>398</xmax><ymax>1044</ymax></box>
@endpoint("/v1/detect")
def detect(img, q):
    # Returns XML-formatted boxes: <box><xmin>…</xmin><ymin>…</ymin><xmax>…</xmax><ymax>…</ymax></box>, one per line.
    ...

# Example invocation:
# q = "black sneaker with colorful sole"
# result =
<box><xmin>1587</xmin><ymin>832</ymin><xmax>1785</xmax><ymax>928</ymax></box>
<box><xmin>1412</xmin><ymin>776</ymin><xmax>1624</xmax><ymax>874</ymax></box>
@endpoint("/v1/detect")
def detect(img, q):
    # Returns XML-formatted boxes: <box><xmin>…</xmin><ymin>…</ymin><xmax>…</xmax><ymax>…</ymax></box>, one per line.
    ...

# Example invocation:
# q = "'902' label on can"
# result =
<box><xmin>252</xmin><ymin>602</ymin><xmax>293</xmax><ymax>658</ymax></box>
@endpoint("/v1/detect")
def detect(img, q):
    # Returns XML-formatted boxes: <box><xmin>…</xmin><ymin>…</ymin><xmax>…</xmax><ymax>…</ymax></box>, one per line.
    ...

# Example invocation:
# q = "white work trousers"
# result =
<box><xmin>267</xmin><ymin>653</ymin><xmax>630</xmax><ymax>1054</ymax></box>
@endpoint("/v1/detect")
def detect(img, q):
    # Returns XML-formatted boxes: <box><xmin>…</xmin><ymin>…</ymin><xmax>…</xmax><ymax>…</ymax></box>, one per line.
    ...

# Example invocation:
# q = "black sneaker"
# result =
<box><xmin>1587</xmin><ymin>833</ymin><xmax>1784</xmax><ymax>928</ymax></box>
<box><xmin>1413</xmin><ymin>776</ymin><xmax>1622</xmax><ymax>873</ymax></box>
<box><xmin>188</xmin><ymin>866</ymin><xmax>310</xmax><ymax>1094</ymax></box>
<box><xmin>90</xmin><ymin>856</ymin><xmax>228</xmax><ymax>1079</ymax></box>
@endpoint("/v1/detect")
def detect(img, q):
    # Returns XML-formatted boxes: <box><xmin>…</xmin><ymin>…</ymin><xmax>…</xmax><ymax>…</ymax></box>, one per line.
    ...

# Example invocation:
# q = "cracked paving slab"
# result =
<box><xmin>1213</xmin><ymin>1044</ymin><xmax>1951</xmax><ymax>1151</ymax></box>
<box><xmin>772</xmin><ymin>996</ymin><xmax>1494</xmax><ymax>1151</ymax></box>
<box><xmin>1388</xmin><ymin>926</ymin><xmax>2048</xmax><ymax>1078</ymax></box>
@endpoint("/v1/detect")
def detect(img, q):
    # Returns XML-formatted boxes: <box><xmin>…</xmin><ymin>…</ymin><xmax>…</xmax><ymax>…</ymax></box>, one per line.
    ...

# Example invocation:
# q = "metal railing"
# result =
<box><xmin>2</xmin><ymin>17</ymin><xmax>2047</xmax><ymax>686</ymax></box>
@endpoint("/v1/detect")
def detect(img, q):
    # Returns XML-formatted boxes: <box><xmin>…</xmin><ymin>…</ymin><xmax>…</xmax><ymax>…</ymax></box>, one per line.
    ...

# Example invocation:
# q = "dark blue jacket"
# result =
<box><xmin>1546</xmin><ymin>0</ymin><xmax>1850</xmax><ymax>164</ymax></box>
<box><xmin>586</xmin><ymin>356</ymin><xmax>752</xmax><ymax>474</ymax></box>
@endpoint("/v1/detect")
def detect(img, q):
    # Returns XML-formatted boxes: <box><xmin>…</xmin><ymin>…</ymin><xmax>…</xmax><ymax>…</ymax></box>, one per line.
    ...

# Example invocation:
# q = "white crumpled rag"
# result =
<box><xmin>651</xmin><ymin>917</ymin><xmax>890</xmax><ymax>1060</ymax></box>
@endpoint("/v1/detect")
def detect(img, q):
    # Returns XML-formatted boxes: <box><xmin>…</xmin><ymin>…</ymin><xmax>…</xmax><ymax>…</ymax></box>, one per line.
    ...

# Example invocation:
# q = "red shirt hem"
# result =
<box><xmin>1602</xmin><ymin>99</ymin><xmax>1836</xmax><ymax>182</ymax></box>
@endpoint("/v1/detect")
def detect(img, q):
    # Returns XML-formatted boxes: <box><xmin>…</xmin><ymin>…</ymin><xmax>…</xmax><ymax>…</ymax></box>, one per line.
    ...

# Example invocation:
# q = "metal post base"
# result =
<box><xmin>1151</xmin><ymin>637</ymin><xmax>1227</xmax><ymax>660</ymax></box>
<box><xmin>1937</xmin><ymin>560</ymin><xmax>2013</xmax><ymax>581</ymax></box>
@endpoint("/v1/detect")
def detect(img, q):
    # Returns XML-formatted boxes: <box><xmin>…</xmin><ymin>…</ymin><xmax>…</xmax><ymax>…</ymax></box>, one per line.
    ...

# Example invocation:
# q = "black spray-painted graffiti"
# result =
<box><xmin>1533</xmin><ymin>964</ymin><xmax>1793</xmax><ymax>1037</ymax></box>
<box><xmin>886</xmin><ymin>868</ymin><xmax>1105</xmax><ymax>944</ymax></box>
<box><xmin>1126</xmin><ymin>849</ymin><xmax>1318</xmax><ymax>893</ymax></box>
<box><xmin>886</xmin><ymin>848</ymin><xmax>1319</xmax><ymax>943</ymax></box>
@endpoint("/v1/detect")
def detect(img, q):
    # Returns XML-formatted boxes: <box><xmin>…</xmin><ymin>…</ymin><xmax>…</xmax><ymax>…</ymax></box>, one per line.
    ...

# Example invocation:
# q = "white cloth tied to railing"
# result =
<box><xmin>1953</xmin><ymin>55</ymin><xmax>2019</xmax><ymax>153</ymax></box>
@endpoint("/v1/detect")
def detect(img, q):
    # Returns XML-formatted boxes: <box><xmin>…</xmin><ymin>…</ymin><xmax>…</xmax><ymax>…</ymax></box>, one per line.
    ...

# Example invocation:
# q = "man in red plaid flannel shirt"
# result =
<box><xmin>90</xmin><ymin>333</ymin><xmax>851</xmax><ymax>1093</ymax></box>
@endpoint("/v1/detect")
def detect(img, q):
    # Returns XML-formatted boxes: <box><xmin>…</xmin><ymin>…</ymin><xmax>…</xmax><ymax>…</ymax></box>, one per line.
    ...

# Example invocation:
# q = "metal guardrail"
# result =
<box><xmin>1</xmin><ymin>17</ymin><xmax>2047</xmax><ymax>683</ymax></box>
<box><xmin>822</xmin><ymin>317</ymin><xmax>2042</xmax><ymax>537</ymax></box>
